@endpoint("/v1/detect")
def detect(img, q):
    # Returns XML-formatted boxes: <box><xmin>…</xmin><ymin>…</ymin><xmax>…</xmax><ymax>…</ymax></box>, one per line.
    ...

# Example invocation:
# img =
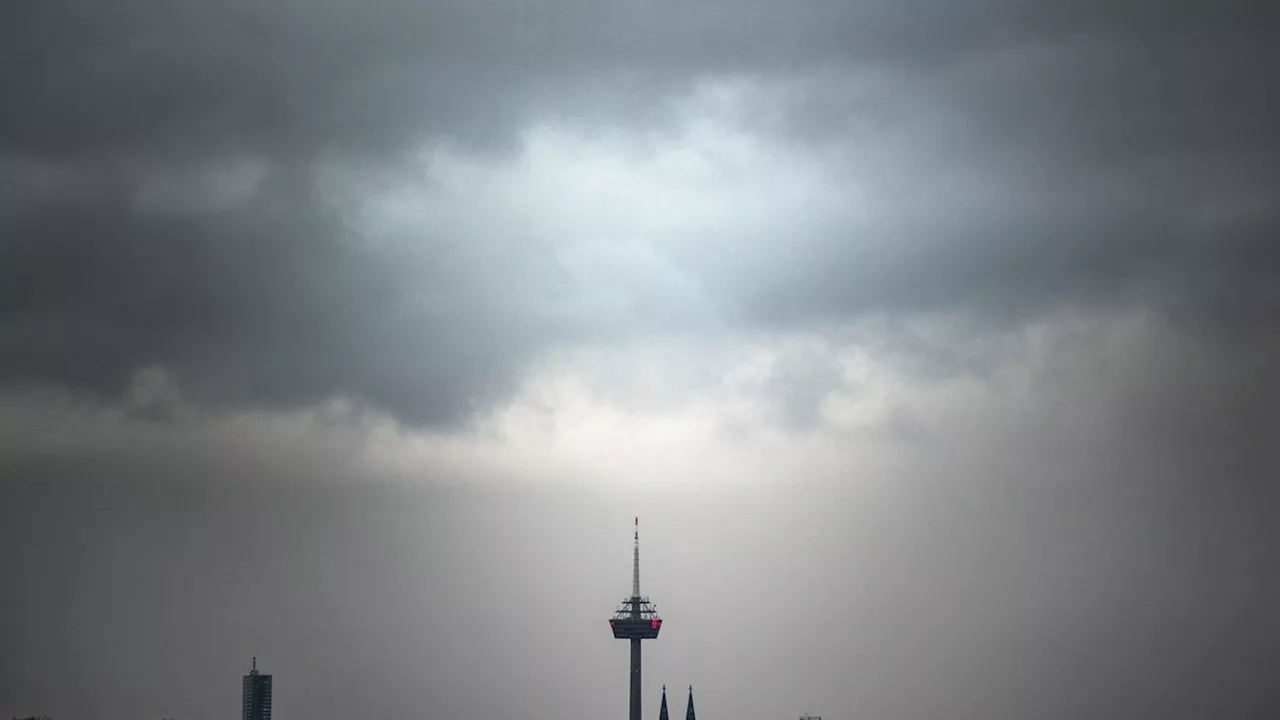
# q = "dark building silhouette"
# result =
<box><xmin>685</xmin><ymin>685</ymin><xmax>696</xmax><ymax>720</ymax></box>
<box><xmin>242</xmin><ymin>657</ymin><xmax>272</xmax><ymax>720</ymax></box>
<box><xmin>609</xmin><ymin>517</ymin><xmax>663</xmax><ymax>720</ymax></box>
<box><xmin>659</xmin><ymin>685</ymin><xmax>671</xmax><ymax>720</ymax></box>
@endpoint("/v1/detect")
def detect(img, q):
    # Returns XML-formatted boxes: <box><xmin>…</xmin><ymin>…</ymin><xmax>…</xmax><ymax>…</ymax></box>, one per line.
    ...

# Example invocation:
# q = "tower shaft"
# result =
<box><xmin>630</xmin><ymin>638</ymin><xmax>642</xmax><ymax>720</ymax></box>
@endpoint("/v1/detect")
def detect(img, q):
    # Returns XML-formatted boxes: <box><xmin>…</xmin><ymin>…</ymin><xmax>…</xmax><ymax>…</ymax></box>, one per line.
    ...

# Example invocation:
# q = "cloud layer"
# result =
<box><xmin>4</xmin><ymin>0</ymin><xmax>1278</xmax><ymax>427</ymax></box>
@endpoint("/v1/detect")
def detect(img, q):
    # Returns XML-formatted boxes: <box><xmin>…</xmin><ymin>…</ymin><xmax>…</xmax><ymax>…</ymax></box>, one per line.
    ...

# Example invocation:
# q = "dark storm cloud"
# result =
<box><xmin>0</xmin><ymin>163</ymin><xmax>570</xmax><ymax>426</ymax></box>
<box><xmin>2</xmin><ymin>0</ymin><xmax>1278</xmax><ymax>427</ymax></box>
<box><xmin>731</xmin><ymin>4</ymin><xmax>1280</xmax><ymax>334</ymax></box>
<box><xmin>8</xmin><ymin>0</ymin><xmax>1274</xmax><ymax>163</ymax></box>
<box><xmin>7</xmin><ymin>0</ymin><xmax>1269</xmax><ymax>165</ymax></box>
<box><xmin>0</xmin><ymin>0</ymin><xmax>1030</xmax><ymax>161</ymax></box>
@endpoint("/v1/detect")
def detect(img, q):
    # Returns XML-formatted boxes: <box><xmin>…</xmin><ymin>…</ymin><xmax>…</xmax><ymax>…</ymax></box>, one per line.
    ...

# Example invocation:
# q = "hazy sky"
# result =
<box><xmin>3</xmin><ymin>1</ymin><xmax>1279</xmax><ymax>719</ymax></box>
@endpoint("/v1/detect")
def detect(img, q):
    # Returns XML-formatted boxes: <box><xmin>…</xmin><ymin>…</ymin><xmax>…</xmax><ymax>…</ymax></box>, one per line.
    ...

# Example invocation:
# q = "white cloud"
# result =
<box><xmin>317</xmin><ymin>75</ymin><xmax>878</xmax><ymax>333</ymax></box>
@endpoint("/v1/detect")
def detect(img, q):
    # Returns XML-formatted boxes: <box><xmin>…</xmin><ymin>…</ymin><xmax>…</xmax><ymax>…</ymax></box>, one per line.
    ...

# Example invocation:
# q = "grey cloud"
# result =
<box><xmin>0</xmin><ymin>165</ymin><xmax>554</xmax><ymax>426</ymax></box>
<box><xmin>759</xmin><ymin>341</ymin><xmax>850</xmax><ymax>433</ymax></box>
<box><xmin>10</xmin><ymin>1</ymin><xmax>1271</xmax><ymax>163</ymax></box>
<box><xmin>2</xmin><ymin>0</ymin><xmax>1278</xmax><ymax>428</ymax></box>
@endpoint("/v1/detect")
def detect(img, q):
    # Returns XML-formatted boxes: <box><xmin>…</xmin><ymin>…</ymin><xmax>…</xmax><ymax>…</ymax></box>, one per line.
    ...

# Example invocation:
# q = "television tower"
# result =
<box><xmin>609</xmin><ymin>517</ymin><xmax>662</xmax><ymax>720</ymax></box>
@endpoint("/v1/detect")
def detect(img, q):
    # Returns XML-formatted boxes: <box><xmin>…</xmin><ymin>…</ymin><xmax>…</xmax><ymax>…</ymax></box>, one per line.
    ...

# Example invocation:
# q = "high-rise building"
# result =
<box><xmin>609</xmin><ymin>517</ymin><xmax>663</xmax><ymax>720</ymax></box>
<box><xmin>242</xmin><ymin>657</ymin><xmax>273</xmax><ymax>720</ymax></box>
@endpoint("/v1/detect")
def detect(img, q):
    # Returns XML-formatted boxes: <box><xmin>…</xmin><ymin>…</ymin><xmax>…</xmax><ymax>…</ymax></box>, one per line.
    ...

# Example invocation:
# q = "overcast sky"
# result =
<box><xmin>3</xmin><ymin>1</ymin><xmax>1280</xmax><ymax>719</ymax></box>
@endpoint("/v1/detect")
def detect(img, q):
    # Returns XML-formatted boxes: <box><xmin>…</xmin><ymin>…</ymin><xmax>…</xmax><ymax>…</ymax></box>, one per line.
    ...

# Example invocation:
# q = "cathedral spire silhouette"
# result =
<box><xmin>685</xmin><ymin>685</ymin><xmax>696</xmax><ymax>720</ymax></box>
<box><xmin>659</xmin><ymin>685</ymin><xmax>670</xmax><ymax>720</ymax></box>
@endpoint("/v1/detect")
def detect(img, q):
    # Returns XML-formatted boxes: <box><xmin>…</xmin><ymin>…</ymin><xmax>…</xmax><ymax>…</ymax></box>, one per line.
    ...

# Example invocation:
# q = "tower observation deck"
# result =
<box><xmin>609</xmin><ymin>517</ymin><xmax>662</xmax><ymax>720</ymax></box>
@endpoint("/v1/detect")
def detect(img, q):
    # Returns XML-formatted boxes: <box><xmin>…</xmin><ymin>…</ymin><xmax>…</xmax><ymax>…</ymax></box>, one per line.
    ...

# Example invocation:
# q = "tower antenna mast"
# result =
<box><xmin>632</xmin><ymin>515</ymin><xmax>641</xmax><ymax>601</ymax></box>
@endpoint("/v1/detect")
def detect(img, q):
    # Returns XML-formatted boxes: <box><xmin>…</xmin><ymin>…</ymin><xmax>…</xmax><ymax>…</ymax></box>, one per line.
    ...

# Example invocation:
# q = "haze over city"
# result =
<box><xmin>2</xmin><ymin>1</ymin><xmax>1278</xmax><ymax>719</ymax></box>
